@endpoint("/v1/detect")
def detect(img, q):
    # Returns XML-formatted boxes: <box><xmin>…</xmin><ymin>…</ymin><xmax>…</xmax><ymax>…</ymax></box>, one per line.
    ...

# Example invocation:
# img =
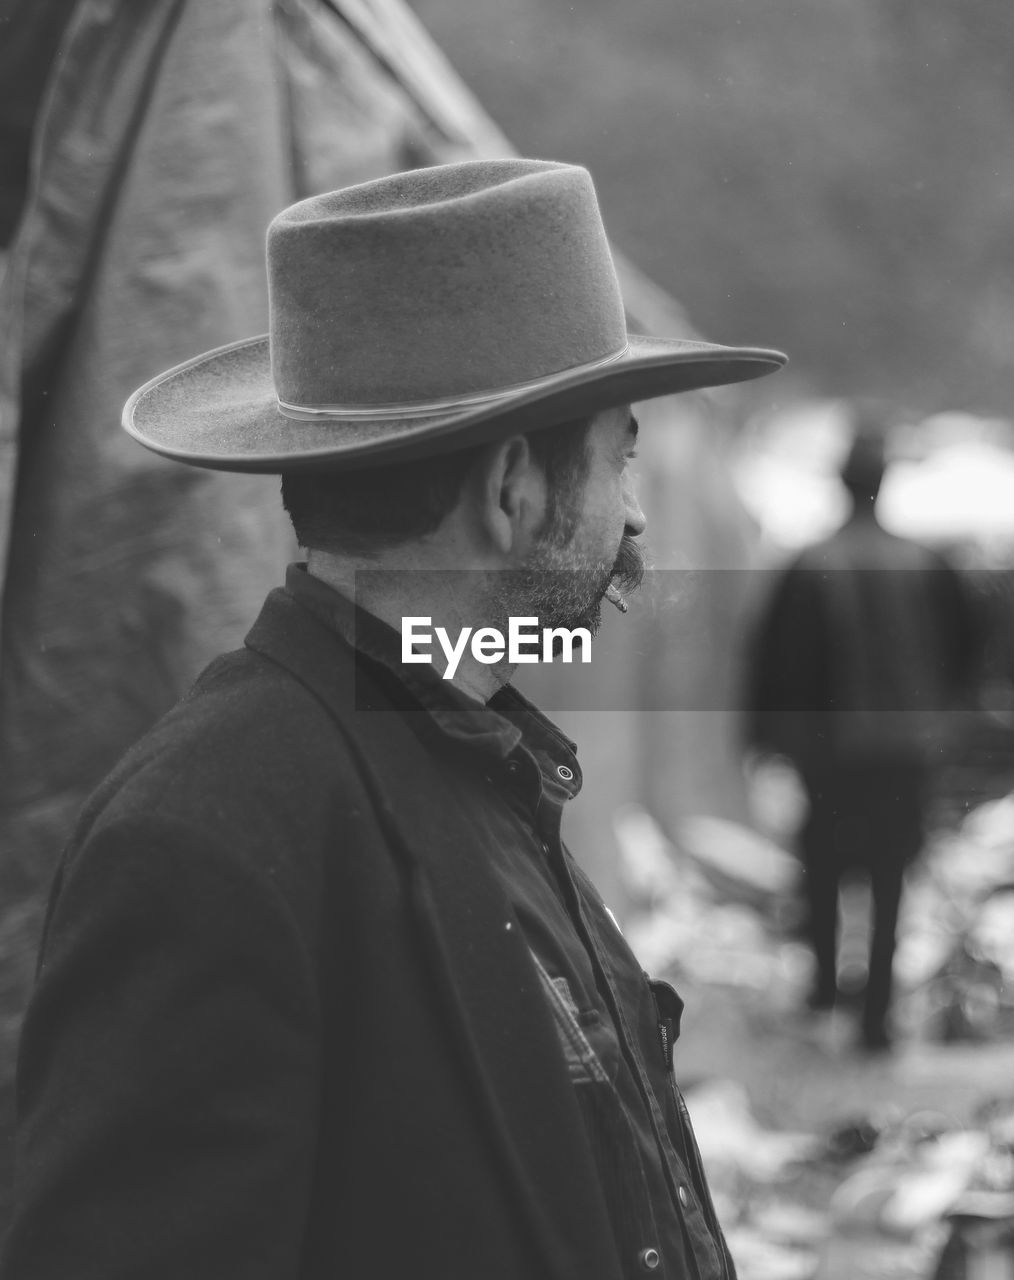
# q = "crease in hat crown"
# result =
<box><xmin>266</xmin><ymin>159</ymin><xmax>630</xmax><ymax>414</ymax></box>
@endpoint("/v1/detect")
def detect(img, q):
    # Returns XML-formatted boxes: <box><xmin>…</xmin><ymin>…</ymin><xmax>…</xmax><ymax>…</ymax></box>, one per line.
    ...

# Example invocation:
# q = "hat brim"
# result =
<box><xmin>123</xmin><ymin>334</ymin><xmax>787</xmax><ymax>473</ymax></box>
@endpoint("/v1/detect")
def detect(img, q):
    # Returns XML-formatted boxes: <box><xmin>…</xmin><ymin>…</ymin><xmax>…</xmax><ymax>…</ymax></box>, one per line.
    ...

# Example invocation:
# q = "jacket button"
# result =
<box><xmin>556</xmin><ymin>764</ymin><xmax>574</xmax><ymax>781</ymax></box>
<box><xmin>638</xmin><ymin>1247</ymin><xmax>661</xmax><ymax>1271</ymax></box>
<box><xmin>678</xmin><ymin>1184</ymin><xmax>690</xmax><ymax>1208</ymax></box>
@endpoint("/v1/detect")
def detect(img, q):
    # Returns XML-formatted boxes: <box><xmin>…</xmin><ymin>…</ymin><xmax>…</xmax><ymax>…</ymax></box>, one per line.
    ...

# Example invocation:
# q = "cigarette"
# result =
<box><xmin>604</xmin><ymin>582</ymin><xmax>628</xmax><ymax>613</ymax></box>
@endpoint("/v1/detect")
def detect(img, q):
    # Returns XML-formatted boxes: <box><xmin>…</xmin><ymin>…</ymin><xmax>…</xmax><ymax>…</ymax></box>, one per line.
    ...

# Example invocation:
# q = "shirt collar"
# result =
<box><xmin>283</xmin><ymin>563</ymin><xmax>582</xmax><ymax>793</ymax></box>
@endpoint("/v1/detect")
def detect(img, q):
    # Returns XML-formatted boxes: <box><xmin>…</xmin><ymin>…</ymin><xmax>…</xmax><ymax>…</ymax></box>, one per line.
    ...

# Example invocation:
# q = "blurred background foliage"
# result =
<box><xmin>408</xmin><ymin>0</ymin><xmax>1014</xmax><ymax>417</ymax></box>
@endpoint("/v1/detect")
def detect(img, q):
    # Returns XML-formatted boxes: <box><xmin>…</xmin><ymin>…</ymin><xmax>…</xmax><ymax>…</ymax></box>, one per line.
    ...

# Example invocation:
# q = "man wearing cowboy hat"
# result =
<box><xmin>2</xmin><ymin>160</ymin><xmax>784</xmax><ymax>1280</ymax></box>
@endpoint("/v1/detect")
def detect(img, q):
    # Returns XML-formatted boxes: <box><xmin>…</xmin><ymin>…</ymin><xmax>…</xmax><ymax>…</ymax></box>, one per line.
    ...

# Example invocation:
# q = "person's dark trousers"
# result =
<box><xmin>800</xmin><ymin>759</ymin><xmax>926</xmax><ymax>1046</ymax></box>
<box><xmin>799</xmin><ymin>820</ymin><xmax>841</xmax><ymax>1011</ymax></box>
<box><xmin>862</xmin><ymin>855</ymin><xmax>907</xmax><ymax>1045</ymax></box>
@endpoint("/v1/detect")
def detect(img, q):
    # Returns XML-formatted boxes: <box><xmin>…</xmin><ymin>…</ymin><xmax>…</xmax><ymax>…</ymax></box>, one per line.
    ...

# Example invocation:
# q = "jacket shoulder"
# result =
<box><xmin>96</xmin><ymin>644</ymin><xmax>357</xmax><ymax>816</ymax></box>
<box><xmin>66</xmin><ymin>645</ymin><xmax>372</xmax><ymax>946</ymax></box>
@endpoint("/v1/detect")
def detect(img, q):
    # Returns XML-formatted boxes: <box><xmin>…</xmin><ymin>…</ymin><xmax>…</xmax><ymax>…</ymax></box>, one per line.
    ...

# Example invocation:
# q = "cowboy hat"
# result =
<box><xmin>123</xmin><ymin>159</ymin><xmax>786</xmax><ymax>472</ymax></box>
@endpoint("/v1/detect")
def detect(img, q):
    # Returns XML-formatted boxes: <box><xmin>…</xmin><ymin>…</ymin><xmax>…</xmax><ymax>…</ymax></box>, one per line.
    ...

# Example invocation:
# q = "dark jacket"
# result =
<box><xmin>746</xmin><ymin>520</ymin><xmax>980</xmax><ymax>769</ymax></box>
<box><xmin>2</xmin><ymin>585</ymin><xmax>714</xmax><ymax>1280</ymax></box>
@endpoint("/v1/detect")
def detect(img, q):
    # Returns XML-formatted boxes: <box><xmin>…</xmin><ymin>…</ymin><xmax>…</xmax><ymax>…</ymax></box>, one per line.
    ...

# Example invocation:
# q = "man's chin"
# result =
<box><xmin>563</xmin><ymin>601</ymin><xmax>601</xmax><ymax>650</ymax></box>
<box><xmin>545</xmin><ymin>599</ymin><xmax>603</xmax><ymax>656</ymax></box>
<box><xmin>574</xmin><ymin>597</ymin><xmax>604</xmax><ymax>637</ymax></box>
<box><xmin>492</xmin><ymin>565</ymin><xmax>620</xmax><ymax>653</ymax></box>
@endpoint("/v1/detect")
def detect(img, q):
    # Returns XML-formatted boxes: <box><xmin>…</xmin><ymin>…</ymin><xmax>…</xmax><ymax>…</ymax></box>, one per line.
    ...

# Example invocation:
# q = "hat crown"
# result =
<box><xmin>267</xmin><ymin>159</ymin><xmax>628</xmax><ymax>409</ymax></box>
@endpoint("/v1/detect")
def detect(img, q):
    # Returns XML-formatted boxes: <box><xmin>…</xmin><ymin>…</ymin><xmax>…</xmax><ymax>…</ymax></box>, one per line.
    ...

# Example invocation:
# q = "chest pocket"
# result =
<box><xmin>529</xmin><ymin>950</ymin><xmax>621</xmax><ymax>1086</ymax></box>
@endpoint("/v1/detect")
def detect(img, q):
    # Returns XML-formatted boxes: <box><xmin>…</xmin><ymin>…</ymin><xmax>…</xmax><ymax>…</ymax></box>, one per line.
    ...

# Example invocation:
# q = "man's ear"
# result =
<box><xmin>471</xmin><ymin>434</ymin><xmax>546</xmax><ymax>555</ymax></box>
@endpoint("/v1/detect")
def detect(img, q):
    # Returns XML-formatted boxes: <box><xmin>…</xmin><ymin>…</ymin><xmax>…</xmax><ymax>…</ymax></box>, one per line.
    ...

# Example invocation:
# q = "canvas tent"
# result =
<box><xmin>0</xmin><ymin>0</ymin><xmax>761</xmax><ymax>1234</ymax></box>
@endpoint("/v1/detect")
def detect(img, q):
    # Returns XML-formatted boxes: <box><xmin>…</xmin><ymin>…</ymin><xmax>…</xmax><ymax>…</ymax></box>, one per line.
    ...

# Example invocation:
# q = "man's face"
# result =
<box><xmin>499</xmin><ymin>405</ymin><xmax>646</xmax><ymax>635</ymax></box>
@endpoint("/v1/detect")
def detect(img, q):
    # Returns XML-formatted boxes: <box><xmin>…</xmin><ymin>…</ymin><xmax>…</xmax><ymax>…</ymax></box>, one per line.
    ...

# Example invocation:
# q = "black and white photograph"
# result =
<box><xmin>1</xmin><ymin>1</ymin><xmax>1013</xmax><ymax>1277</ymax></box>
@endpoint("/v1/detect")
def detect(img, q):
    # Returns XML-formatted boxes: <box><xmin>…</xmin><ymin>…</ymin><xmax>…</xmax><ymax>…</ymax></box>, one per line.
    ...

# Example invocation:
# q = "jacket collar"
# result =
<box><xmin>282</xmin><ymin>562</ymin><xmax>583</xmax><ymax>796</ymax></box>
<box><xmin>283</xmin><ymin>562</ymin><xmax>523</xmax><ymax>758</ymax></box>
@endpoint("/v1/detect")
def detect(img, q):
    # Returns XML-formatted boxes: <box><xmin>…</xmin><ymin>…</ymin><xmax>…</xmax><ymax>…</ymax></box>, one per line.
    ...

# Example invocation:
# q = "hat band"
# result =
<box><xmin>276</xmin><ymin>344</ymin><xmax>629</xmax><ymax>422</ymax></box>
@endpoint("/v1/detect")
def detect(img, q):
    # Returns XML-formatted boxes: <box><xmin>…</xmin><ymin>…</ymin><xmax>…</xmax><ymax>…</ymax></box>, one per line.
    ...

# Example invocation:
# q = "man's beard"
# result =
<box><xmin>492</xmin><ymin>531</ymin><xmax>646</xmax><ymax>640</ymax></box>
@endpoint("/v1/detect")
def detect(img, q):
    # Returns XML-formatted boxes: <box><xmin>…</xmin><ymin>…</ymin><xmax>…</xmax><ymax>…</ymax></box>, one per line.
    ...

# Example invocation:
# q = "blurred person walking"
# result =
<box><xmin>745</xmin><ymin>407</ymin><xmax>980</xmax><ymax>1050</ymax></box>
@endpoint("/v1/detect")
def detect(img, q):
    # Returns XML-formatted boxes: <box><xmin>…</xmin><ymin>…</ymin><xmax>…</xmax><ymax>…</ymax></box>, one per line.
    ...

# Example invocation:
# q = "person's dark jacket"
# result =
<box><xmin>745</xmin><ymin>522</ymin><xmax>981</xmax><ymax>768</ymax></box>
<box><xmin>2</xmin><ymin>584</ymin><xmax>714</xmax><ymax>1280</ymax></box>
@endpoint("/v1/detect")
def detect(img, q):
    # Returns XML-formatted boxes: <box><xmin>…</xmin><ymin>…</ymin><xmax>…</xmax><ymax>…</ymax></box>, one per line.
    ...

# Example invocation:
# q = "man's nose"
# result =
<box><xmin>624</xmin><ymin>480</ymin><xmax>647</xmax><ymax>538</ymax></box>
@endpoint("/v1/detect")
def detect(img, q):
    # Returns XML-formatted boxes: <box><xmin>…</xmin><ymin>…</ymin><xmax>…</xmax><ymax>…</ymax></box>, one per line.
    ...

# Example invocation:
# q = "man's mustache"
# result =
<box><xmin>610</xmin><ymin>535</ymin><xmax>646</xmax><ymax>595</ymax></box>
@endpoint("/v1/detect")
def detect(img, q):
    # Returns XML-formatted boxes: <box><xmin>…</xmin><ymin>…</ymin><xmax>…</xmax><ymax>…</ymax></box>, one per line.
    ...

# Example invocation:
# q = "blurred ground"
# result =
<box><xmin>626</xmin><ymin>784</ymin><xmax>1014</xmax><ymax>1280</ymax></box>
<box><xmin>676</xmin><ymin>980</ymin><xmax>1014</xmax><ymax>1136</ymax></box>
<box><xmin>673</xmin><ymin>976</ymin><xmax>1014</xmax><ymax>1280</ymax></box>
